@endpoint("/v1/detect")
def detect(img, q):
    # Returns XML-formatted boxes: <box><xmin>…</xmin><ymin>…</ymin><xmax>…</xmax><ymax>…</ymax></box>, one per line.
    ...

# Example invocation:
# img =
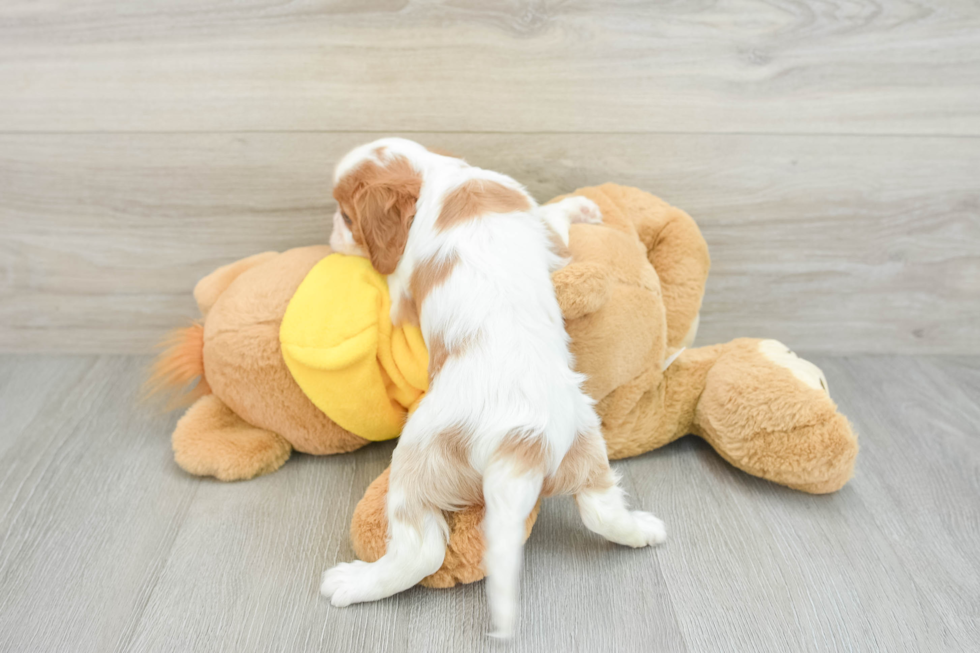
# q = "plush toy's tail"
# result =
<box><xmin>143</xmin><ymin>322</ymin><xmax>211</xmax><ymax>410</ymax></box>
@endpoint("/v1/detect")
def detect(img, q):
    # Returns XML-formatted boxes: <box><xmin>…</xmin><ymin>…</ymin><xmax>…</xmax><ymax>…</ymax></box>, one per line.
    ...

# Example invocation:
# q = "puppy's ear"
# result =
<box><xmin>355</xmin><ymin>162</ymin><xmax>421</xmax><ymax>275</ymax></box>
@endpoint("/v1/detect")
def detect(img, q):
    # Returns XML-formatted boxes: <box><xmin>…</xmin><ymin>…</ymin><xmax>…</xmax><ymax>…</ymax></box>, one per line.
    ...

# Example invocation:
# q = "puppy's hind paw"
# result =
<box><xmin>629</xmin><ymin>510</ymin><xmax>667</xmax><ymax>547</ymax></box>
<box><xmin>320</xmin><ymin>560</ymin><xmax>374</xmax><ymax>607</ymax></box>
<box><xmin>566</xmin><ymin>197</ymin><xmax>603</xmax><ymax>225</ymax></box>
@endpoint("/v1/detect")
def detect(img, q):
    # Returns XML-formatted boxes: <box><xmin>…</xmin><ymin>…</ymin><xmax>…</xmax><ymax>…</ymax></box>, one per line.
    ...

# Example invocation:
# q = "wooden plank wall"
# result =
<box><xmin>1</xmin><ymin>1</ymin><xmax>978</xmax><ymax>353</ymax></box>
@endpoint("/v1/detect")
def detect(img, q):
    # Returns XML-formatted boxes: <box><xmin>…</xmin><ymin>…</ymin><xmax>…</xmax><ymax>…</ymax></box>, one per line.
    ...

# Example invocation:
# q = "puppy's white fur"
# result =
<box><xmin>322</xmin><ymin>138</ymin><xmax>665</xmax><ymax>638</ymax></box>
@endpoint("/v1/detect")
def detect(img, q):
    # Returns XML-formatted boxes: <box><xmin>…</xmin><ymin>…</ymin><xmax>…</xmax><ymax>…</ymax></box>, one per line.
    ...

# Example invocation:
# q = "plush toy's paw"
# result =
<box><xmin>552</xmin><ymin>262</ymin><xmax>613</xmax><ymax>320</ymax></box>
<box><xmin>565</xmin><ymin>196</ymin><xmax>603</xmax><ymax>224</ymax></box>
<box><xmin>320</xmin><ymin>560</ymin><xmax>375</xmax><ymax>607</ymax></box>
<box><xmin>625</xmin><ymin>510</ymin><xmax>667</xmax><ymax>547</ymax></box>
<box><xmin>171</xmin><ymin>394</ymin><xmax>292</xmax><ymax>481</ymax></box>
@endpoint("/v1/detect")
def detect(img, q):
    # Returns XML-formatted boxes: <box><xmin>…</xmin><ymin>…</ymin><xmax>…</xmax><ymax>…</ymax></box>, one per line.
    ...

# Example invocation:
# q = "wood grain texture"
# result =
<box><xmin>0</xmin><ymin>0</ymin><xmax>978</xmax><ymax>134</ymax></box>
<box><xmin>1</xmin><ymin>132</ymin><xmax>977</xmax><ymax>354</ymax></box>
<box><xmin>641</xmin><ymin>353</ymin><xmax>980</xmax><ymax>653</ymax></box>
<box><xmin>0</xmin><ymin>354</ymin><xmax>978</xmax><ymax>651</ymax></box>
<box><xmin>0</xmin><ymin>356</ymin><xmax>197</xmax><ymax>653</ymax></box>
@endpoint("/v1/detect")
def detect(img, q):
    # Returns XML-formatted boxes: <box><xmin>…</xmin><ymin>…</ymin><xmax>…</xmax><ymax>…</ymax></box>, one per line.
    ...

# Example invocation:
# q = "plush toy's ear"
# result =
<box><xmin>354</xmin><ymin>165</ymin><xmax>421</xmax><ymax>275</ymax></box>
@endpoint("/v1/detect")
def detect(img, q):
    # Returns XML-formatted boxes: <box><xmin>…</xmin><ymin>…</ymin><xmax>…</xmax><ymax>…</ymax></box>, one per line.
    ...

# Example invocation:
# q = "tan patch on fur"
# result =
<box><xmin>543</xmin><ymin>431</ymin><xmax>614</xmax><ymax>497</ymax></box>
<box><xmin>393</xmin><ymin>294</ymin><xmax>420</xmax><ymax>328</ymax></box>
<box><xmin>333</xmin><ymin>154</ymin><xmax>422</xmax><ymax>275</ymax></box>
<box><xmin>494</xmin><ymin>431</ymin><xmax>551</xmax><ymax>477</ymax></box>
<box><xmin>428</xmin><ymin>332</ymin><xmax>449</xmax><ymax>383</ymax></box>
<box><xmin>435</xmin><ymin>424</ymin><xmax>472</xmax><ymax>470</ymax></box>
<box><xmin>434</xmin><ymin>424</ymin><xmax>482</xmax><ymax>507</ymax></box>
<box><xmin>546</xmin><ymin>225</ymin><xmax>570</xmax><ymax>259</ymax></box>
<box><xmin>391</xmin><ymin>424</ymin><xmax>482</xmax><ymax>523</ymax></box>
<box><xmin>391</xmin><ymin>502</ymin><xmax>421</xmax><ymax>532</ymax></box>
<box><xmin>435</xmin><ymin>179</ymin><xmax>532</xmax><ymax>231</ymax></box>
<box><xmin>426</xmin><ymin>332</ymin><xmax>474</xmax><ymax>384</ymax></box>
<box><xmin>410</xmin><ymin>252</ymin><xmax>460</xmax><ymax>308</ymax></box>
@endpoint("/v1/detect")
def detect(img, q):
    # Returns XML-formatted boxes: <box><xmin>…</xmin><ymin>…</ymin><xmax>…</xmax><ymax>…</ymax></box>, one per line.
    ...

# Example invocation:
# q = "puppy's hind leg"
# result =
<box><xmin>569</xmin><ymin>430</ymin><xmax>667</xmax><ymax>548</ymax></box>
<box><xmin>321</xmin><ymin>474</ymin><xmax>448</xmax><ymax>607</ymax></box>
<box><xmin>482</xmin><ymin>458</ymin><xmax>544</xmax><ymax>639</ymax></box>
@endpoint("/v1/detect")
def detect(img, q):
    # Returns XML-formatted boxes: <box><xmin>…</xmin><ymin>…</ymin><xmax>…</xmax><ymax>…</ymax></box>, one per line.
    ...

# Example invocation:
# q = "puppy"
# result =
<box><xmin>322</xmin><ymin>138</ymin><xmax>666</xmax><ymax>637</ymax></box>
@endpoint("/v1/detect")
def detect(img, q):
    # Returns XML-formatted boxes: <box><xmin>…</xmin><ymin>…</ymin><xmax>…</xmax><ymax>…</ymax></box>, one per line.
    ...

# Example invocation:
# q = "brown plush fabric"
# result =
<box><xmin>157</xmin><ymin>183</ymin><xmax>857</xmax><ymax>585</ymax></box>
<box><xmin>550</xmin><ymin>183</ymin><xmax>709</xmax><ymax>351</ymax></box>
<box><xmin>693</xmin><ymin>339</ymin><xmax>857</xmax><ymax>494</ymax></box>
<box><xmin>193</xmin><ymin>251</ymin><xmax>280</xmax><ymax>318</ymax></box>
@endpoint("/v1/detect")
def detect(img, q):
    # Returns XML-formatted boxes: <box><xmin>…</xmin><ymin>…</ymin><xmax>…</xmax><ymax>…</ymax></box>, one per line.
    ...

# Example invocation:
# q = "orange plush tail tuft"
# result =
<box><xmin>143</xmin><ymin>322</ymin><xmax>211</xmax><ymax>410</ymax></box>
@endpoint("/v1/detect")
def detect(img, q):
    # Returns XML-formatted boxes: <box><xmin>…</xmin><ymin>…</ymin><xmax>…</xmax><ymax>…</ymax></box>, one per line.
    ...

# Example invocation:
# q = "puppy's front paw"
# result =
<box><xmin>566</xmin><ymin>197</ymin><xmax>603</xmax><ymax>225</ymax></box>
<box><xmin>320</xmin><ymin>560</ymin><xmax>374</xmax><ymax>607</ymax></box>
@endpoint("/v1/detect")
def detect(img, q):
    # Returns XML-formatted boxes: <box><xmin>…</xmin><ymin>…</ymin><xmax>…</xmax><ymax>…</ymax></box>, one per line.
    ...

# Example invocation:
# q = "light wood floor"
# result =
<box><xmin>0</xmin><ymin>354</ymin><xmax>977</xmax><ymax>652</ymax></box>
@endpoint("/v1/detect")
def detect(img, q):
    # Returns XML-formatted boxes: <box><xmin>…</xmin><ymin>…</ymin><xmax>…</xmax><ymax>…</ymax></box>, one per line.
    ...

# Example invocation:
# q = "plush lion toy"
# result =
<box><xmin>150</xmin><ymin>183</ymin><xmax>857</xmax><ymax>588</ymax></box>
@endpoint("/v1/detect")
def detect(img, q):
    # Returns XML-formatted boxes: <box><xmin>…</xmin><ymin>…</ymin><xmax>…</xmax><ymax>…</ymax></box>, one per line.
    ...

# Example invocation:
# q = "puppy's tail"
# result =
<box><xmin>482</xmin><ymin>457</ymin><xmax>544</xmax><ymax>639</ymax></box>
<box><xmin>143</xmin><ymin>321</ymin><xmax>210</xmax><ymax>410</ymax></box>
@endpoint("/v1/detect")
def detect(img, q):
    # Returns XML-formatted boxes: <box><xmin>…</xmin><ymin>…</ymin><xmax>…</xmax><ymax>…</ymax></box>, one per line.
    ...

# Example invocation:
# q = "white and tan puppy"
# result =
<box><xmin>321</xmin><ymin>138</ymin><xmax>665</xmax><ymax>637</ymax></box>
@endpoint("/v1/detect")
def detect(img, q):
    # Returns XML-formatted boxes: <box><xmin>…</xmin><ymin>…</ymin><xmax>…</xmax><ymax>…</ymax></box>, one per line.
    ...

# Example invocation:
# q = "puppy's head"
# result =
<box><xmin>330</xmin><ymin>141</ymin><xmax>424</xmax><ymax>275</ymax></box>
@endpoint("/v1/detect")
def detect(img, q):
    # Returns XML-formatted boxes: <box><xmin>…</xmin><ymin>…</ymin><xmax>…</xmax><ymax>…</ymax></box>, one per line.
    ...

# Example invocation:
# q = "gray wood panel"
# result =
<box><xmin>0</xmin><ymin>0</ymin><xmax>978</xmax><ymax>134</ymax></box>
<box><xmin>0</xmin><ymin>356</ymin><xmax>197</xmax><ymax>653</ymax></box>
<box><xmin>2</xmin><ymin>132</ymin><xmax>977</xmax><ymax>354</ymax></box>
<box><xmin>1</xmin><ymin>354</ymin><xmax>978</xmax><ymax>652</ymax></box>
<box><xmin>811</xmin><ymin>355</ymin><xmax>980</xmax><ymax>651</ymax></box>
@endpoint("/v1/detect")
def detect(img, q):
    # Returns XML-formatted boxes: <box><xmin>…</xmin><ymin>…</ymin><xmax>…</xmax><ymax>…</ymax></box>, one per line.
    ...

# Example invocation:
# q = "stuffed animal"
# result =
<box><xmin>151</xmin><ymin>183</ymin><xmax>857</xmax><ymax>588</ymax></box>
